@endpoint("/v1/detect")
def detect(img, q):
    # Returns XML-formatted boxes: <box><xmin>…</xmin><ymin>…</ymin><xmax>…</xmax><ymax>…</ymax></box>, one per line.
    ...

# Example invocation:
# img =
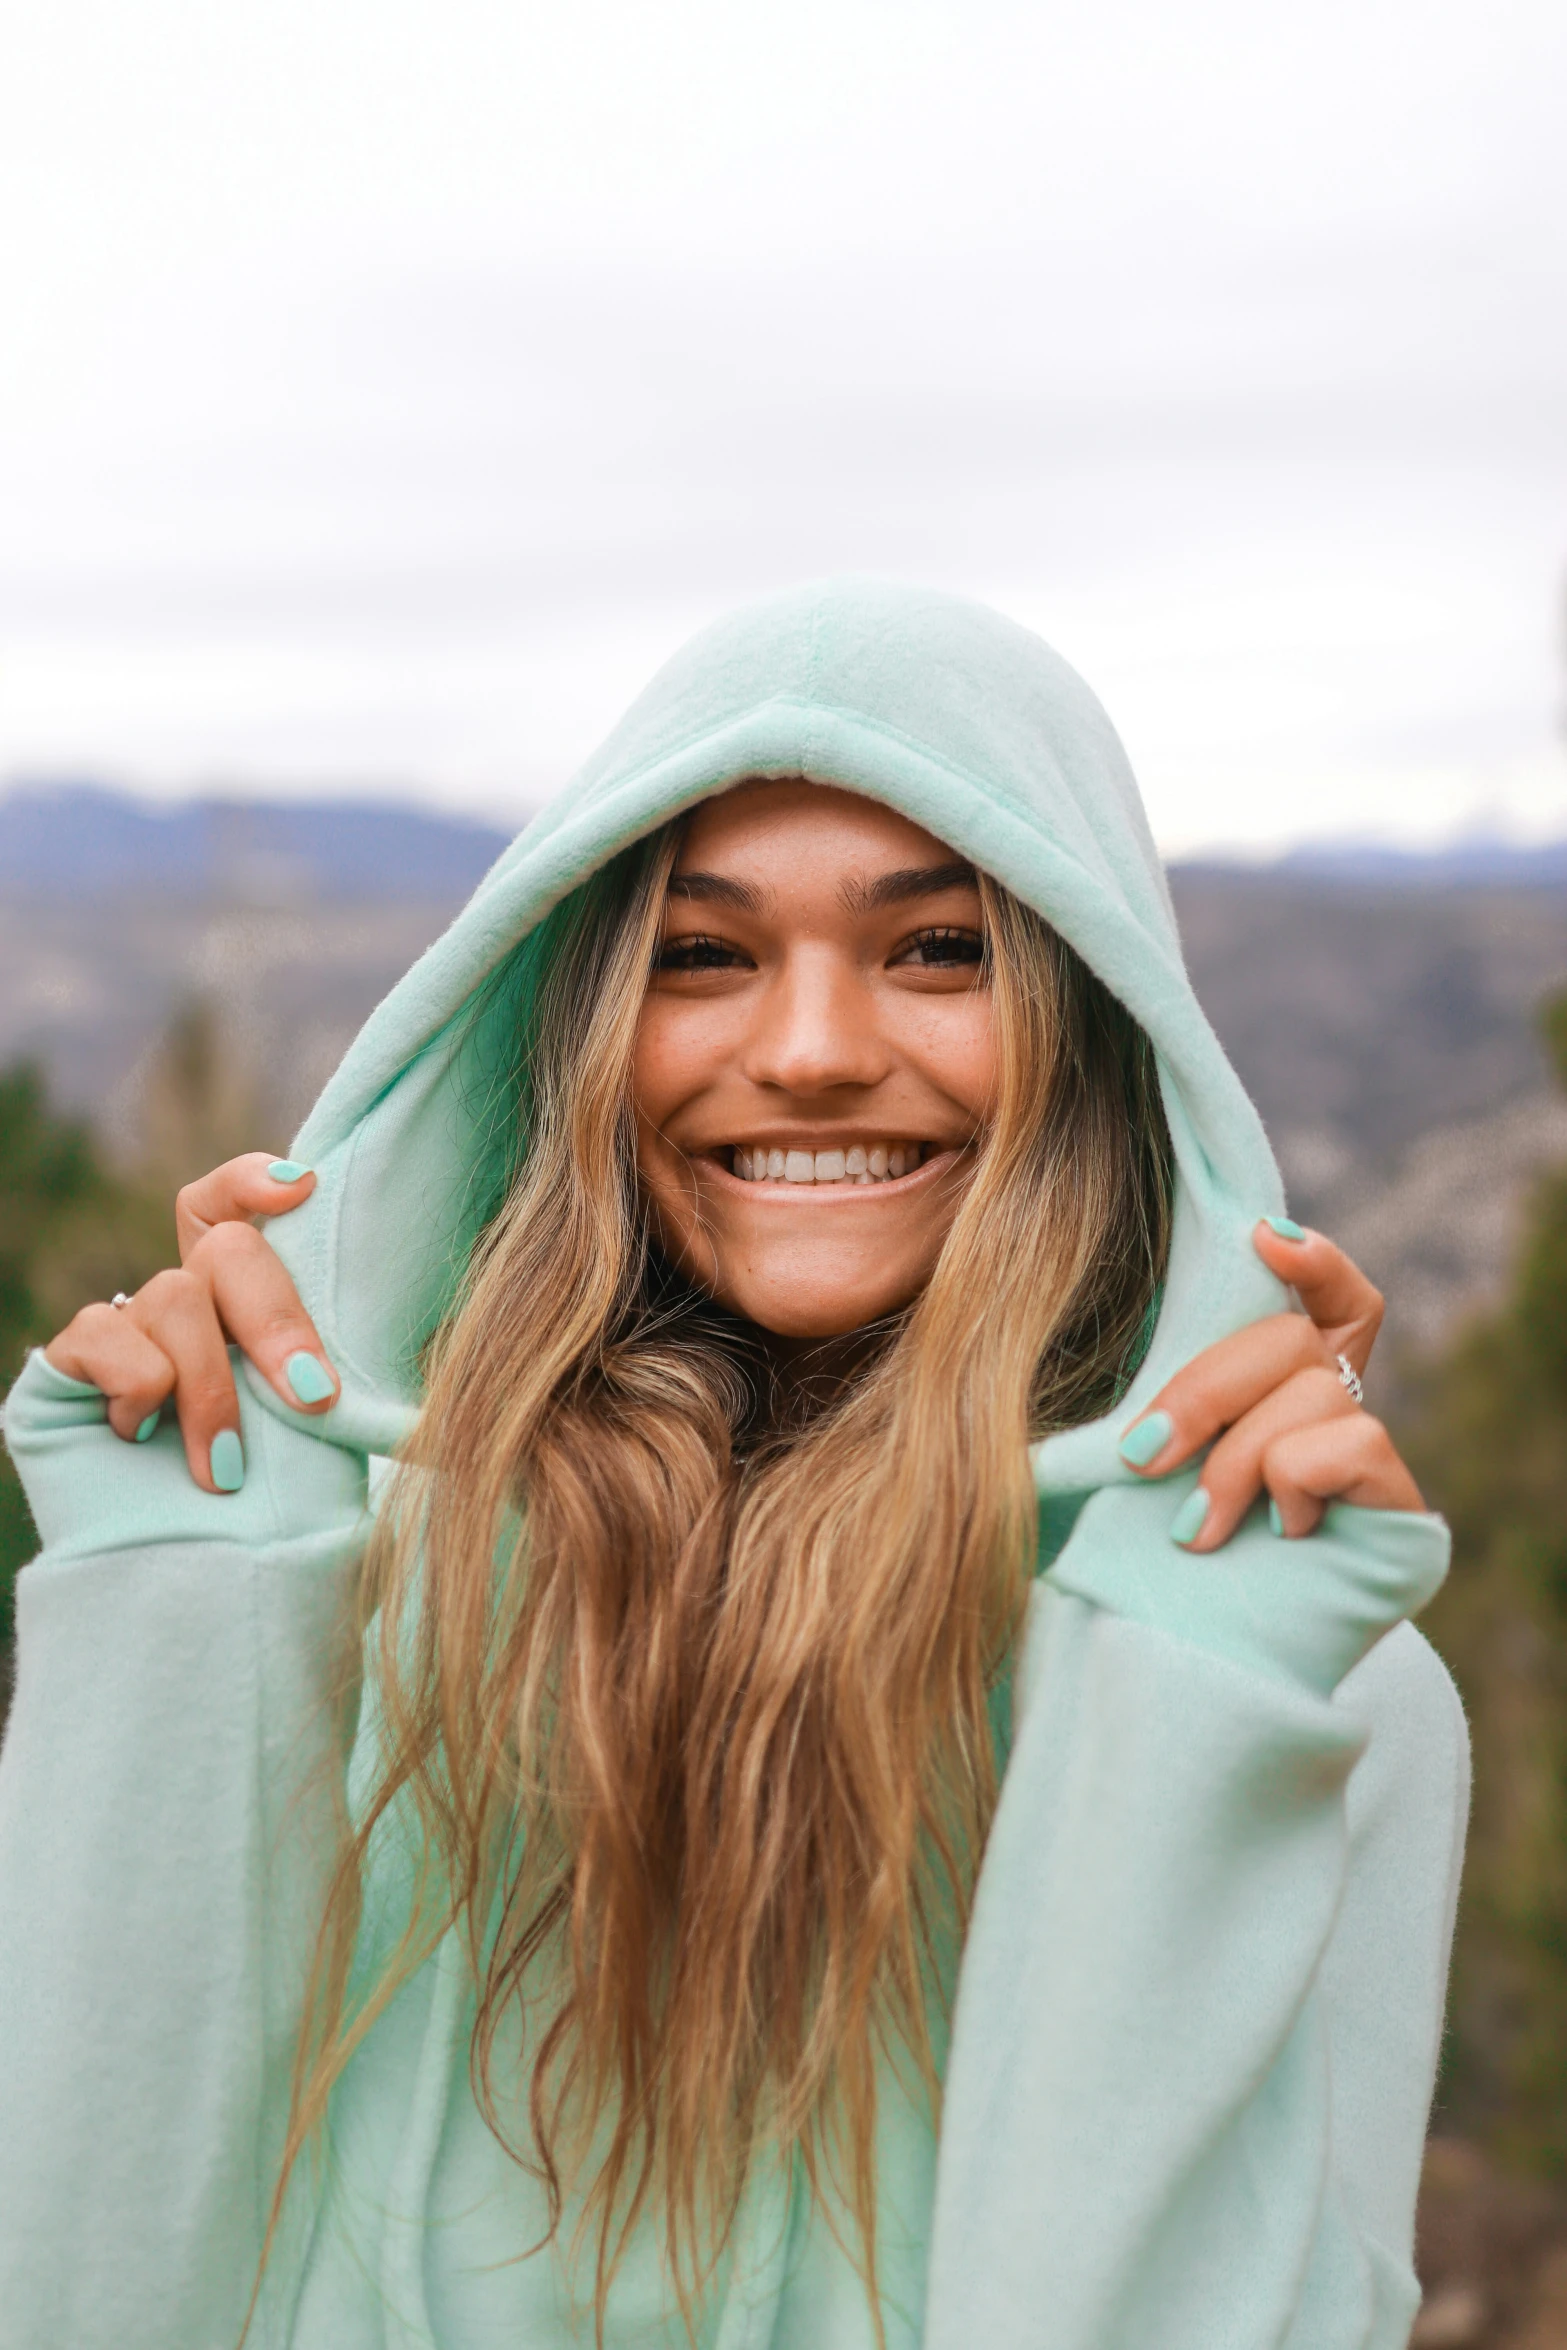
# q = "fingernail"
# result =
<box><xmin>1262</xmin><ymin>1215</ymin><xmax>1306</xmax><ymax>1242</ymax></box>
<box><xmin>284</xmin><ymin>1351</ymin><xmax>334</xmax><ymax>1406</ymax></box>
<box><xmin>1268</xmin><ymin>1498</ymin><xmax>1285</xmax><ymax>1537</ymax></box>
<box><xmin>134</xmin><ymin>1411</ymin><xmax>160</xmax><ymax>1443</ymax></box>
<box><xmin>1118</xmin><ymin>1409</ymin><xmax>1174</xmax><ymax>1469</ymax></box>
<box><xmin>267</xmin><ymin>1159</ymin><xmax>310</xmax><ymax>1183</ymax></box>
<box><xmin>1169</xmin><ymin>1487</ymin><xmax>1211</xmax><ymax>1547</ymax></box>
<box><xmin>210</xmin><ymin>1429</ymin><xmax>245</xmax><ymax>1492</ymax></box>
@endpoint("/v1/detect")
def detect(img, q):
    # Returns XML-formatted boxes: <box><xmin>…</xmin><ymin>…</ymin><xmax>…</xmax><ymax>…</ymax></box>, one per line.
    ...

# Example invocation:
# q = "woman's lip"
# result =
<box><xmin>695</xmin><ymin>1145</ymin><xmax>966</xmax><ymax>1198</ymax></box>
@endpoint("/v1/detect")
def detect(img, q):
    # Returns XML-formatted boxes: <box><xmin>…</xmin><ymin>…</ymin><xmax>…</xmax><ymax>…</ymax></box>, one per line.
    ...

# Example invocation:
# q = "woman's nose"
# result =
<box><xmin>742</xmin><ymin>948</ymin><xmax>892</xmax><ymax>1098</ymax></box>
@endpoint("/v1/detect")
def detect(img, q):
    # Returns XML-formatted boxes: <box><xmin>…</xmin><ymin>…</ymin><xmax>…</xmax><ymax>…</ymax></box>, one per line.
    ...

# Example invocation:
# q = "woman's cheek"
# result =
<box><xmin>894</xmin><ymin>991</ymin><xmax>998</xmax><ymax>1125</ymax></box>
<box><xmin>631</xmin><ymin>996</ymin><xmax>735</xmax><ymax>1129</ymax></box>
<box><xmin>629</xmin><ymin>1004</ymin><xmax>682</xmax><ymax>1130</ymax></box>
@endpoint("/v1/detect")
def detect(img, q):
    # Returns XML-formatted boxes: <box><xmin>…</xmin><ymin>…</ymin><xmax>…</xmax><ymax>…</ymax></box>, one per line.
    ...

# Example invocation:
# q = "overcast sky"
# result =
<box><xmin>1</xmin><ymin>0</ymin><xmax>1564</xmax><ymax>853</ymax></box>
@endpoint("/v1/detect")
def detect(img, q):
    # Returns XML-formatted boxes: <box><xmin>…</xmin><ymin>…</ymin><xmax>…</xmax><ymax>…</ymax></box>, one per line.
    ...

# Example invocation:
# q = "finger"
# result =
<box><xmin>1252</xmin><ymin>1220</ymin><xmax>1384</xmax><ymax>1373</ymax></box>
<box><xmin>44</xmin><ymin>1304</ymin><xmax>178</xmax><ymax>1442</ymax></box>
<box><xmin>175</xmin><ymin>1152</ymin><xmax>316</xmax><ymax>1260</ymax></box>
<box><xmin>1167</xmin><ymin>1365</ymin><xmax>1355</xmax><ymax>1552</ymax></box>
<box><xmin>187</xmin><ymin>1220</ymin><xmax>339</xmax><ymax>1415</ymax></box>
<box><xmin>1118</xmin><ymin>1313</ymin><xmax>1331</xmax><ymax>1477</ymax></box>
<box><xmin>127</xmin><ymin>1268</ymin><xmax>246</xmax><ymax>1493</ymax></box>
<box><xmin>1264</xmin><ymin>1413</ymin><xmax>1426</xmax><ymax>1538</ymax></box>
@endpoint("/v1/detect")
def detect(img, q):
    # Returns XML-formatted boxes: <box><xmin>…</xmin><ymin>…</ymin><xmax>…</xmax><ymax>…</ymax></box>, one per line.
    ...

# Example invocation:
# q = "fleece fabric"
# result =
<box><xmin>0</xmin><ymin>580</ymin><xmax>1467</xmax><ymax>2350</ymax></box>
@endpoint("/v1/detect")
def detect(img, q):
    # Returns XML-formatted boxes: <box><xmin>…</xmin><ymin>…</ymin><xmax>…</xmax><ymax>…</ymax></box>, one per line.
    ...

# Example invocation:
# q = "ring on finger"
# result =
<box><xmin>110</xmin><ymin>1292</ymin><xmax>133</xmax><ymax>1310</ymax></box>
<box><xmin>1335</xmin><ymin>1352</ymin><xmax>1364</xmax><ymax>1407</ymax></box>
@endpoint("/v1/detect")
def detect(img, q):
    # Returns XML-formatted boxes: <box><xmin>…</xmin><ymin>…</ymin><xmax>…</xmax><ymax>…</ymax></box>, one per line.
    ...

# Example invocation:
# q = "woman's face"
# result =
<box><xmin>632</xmin><ymin>780</ymin><xmax>998</xmax><ymax>1338</ymax></box>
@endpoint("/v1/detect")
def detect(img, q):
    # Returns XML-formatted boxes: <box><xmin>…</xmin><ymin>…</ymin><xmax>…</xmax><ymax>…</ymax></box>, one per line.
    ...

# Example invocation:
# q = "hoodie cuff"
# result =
<box><xmin>3</xmin><ymin>1348</ymin><xmax>369</xmax><ymax>1562</ymax></box>
<box><xmin>1047</xmin><ymin>1475</ymin><xmax>1450</xmax><ymax>1699</ymax></box>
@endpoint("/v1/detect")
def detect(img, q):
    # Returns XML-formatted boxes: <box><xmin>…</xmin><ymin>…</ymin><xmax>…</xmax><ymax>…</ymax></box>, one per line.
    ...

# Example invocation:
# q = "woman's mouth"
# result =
<box><xmin>723</xmin><ymin>1142</ymin><xmax>940</xmax><ymax>1186</ymax></box>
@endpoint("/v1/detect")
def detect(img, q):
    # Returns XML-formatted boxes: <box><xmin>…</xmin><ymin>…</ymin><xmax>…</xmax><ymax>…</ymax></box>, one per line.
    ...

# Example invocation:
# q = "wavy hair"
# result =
<box><xmin>268</xmin><ymin>810</ymin><xmax>1173</xmax><ymax>2340</ymax></box>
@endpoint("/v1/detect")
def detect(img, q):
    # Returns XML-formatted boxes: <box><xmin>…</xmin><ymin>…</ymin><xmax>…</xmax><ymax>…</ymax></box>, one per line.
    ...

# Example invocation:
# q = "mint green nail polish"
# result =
<box><xmin>1118</xmin><ymin>1409</ymin><xmax>1173</xmax><ymax>1469</ymax></box>
<box><xmin>285</xmin><ymin>1351</ymin><xmax>334</xmax><ymax>1406</ymax></box>
<box><xmin>134</xmin><ymin>1412</ymin><xmax>159</xmax><ymax>1443</ymax></box>
<box><xmin>1263</xmin><ymin>1214</ymin><xmax>1306</xmax><ymax>1242</ymax></box>
<box><xmin>210</xmin><ymin>1429</ymin><xmax>245</xmax><ymax>1492</ymax></box>
<box><xmin>1268</xmin><ymin>1498</ymin><xmax>1285</xmax><ymax>1537</ymax></box>
<box><xmin>1170</xmin><ymin>1487</ymin><xmax>1210</xmax><ymax>1546</ymax></box>
<box><xmin>267</xmin><ymin>1159</ymin><xmax>310</xmax><ymax>1183</ymax></box>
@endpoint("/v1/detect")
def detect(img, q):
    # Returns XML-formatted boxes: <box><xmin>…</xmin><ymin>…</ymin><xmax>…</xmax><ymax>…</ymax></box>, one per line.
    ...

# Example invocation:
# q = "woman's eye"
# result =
<box><xmin>656</xmin><ymin>933</ymin><xmax>748</xmax><ymax>973</ymax></box>
<box><xmin>895</xmin><ymin>926</ymin><xmax>986</xmax><ymax>970</ymax></box>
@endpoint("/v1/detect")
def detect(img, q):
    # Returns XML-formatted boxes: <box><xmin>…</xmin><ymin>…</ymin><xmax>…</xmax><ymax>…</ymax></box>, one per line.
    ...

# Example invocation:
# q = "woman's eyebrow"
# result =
<box><xmin>666</xmin><ymin>871</ymin><xmax>768</xmax><ymax>913</ymax></box>
<box><xmin>843</xmin><ymin>861</ymin><xmax>978</xmax><ymax>913</ymax></box>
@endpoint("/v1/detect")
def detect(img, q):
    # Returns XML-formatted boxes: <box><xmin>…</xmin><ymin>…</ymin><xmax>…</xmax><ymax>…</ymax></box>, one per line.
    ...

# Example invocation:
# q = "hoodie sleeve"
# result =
<box><xmin>0</xmin><ymin>1348</ymin><xmax>369</xmax><ymax>2350</ymax></box>
<box><xmin>924</xmin><ymin>1474</ymin><xmax>1466</xmax><ymax>2350</ymax></box>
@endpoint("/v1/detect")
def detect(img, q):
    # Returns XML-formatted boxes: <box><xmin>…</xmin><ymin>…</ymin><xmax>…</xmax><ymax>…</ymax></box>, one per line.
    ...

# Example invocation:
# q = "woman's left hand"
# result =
<box><xmin>1117</xmin><ymin>1219</ymin><xmax>1425</xmax><ymax>1549</ymax></box>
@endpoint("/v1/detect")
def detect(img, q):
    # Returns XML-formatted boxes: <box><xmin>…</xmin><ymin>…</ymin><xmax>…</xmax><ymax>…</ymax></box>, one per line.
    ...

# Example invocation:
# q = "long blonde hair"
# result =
<box><xmin>273</xmin><ymin>811</ymin><xmax>1172</xmax><ymax>2333</ymax></box>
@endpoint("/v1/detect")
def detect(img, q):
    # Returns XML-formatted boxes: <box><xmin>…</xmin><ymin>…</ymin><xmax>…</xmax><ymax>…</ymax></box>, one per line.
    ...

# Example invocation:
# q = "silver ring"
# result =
<box><xmin>110</xmin><ymin>1292</ymin><xmax>132</xmax><ymax>1310</ymax></box>
<box><xmin>1336</xmin><ymin>1352</ymin><xmax>1364</xmax><ymax>1407</ymax></box>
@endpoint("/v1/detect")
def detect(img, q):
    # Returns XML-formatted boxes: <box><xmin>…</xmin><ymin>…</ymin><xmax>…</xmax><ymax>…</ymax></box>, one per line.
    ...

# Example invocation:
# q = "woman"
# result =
<box><xmin>0</xmin><ymin>581</ymin><xmax>1465</xmax><ymax>2350</ymax></box>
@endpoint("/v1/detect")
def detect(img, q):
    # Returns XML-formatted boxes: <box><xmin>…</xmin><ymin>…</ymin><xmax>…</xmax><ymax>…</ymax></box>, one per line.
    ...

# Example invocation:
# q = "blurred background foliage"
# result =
<box><xmin>1408</xmin><ymin>990</ymin><xmax>1567</xmax><ymax>2171</ymax></box>
<box><xmin>0</xmin><ymin>1000</ymin><xmax>281</xmax><ymax>1642</ymax></box>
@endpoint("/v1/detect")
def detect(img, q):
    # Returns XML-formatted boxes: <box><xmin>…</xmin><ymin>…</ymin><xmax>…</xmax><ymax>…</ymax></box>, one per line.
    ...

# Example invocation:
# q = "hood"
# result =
<box><xmin>251</xmin><ymin>578</ymin><xmax>1289</xmax><ymax>1496</ymax></box>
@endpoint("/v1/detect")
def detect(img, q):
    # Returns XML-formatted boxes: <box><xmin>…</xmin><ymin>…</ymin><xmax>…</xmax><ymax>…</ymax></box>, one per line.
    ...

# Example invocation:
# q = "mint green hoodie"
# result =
<box><xmin>0</xmin><ymin>581</ymin><xmax>1466</xmax><ymax>2350</ymax></box>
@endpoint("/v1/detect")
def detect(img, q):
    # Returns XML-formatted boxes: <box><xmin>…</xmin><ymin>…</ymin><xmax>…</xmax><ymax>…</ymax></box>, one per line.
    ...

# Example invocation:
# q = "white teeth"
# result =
<box><xmin>728</xmin><ymin>1142</ymin><xmax>931</xmax><ymax>1184</ymax></box>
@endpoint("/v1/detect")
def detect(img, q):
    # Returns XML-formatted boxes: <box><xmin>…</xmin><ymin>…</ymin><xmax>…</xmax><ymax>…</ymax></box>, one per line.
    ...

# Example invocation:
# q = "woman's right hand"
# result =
<box><xmin>42</xmin><ymin>1155</ymin><xmax>337</xmax><ymax>1495</ymax></box>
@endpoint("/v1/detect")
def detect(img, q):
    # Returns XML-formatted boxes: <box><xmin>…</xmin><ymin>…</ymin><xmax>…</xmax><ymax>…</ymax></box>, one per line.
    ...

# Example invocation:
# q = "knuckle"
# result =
<box><xmin>202</xmin><ymin>1217</ymin><xmax>265</xmax><ymax>1267</ymax></box>
<box><xmin>1205</xmin><ymin>1412</ymin><xmax>1261</xmax><ymax>1473</ymax></box>
<box><xmin>1260</xmin><ymin>1437</ymin><xmax>1299</xmax><ymax>1491</ymax></box>
<box><xmin>1299</xmin><ymin>1364</ymin><xmax>1350</xmax><ymax>1411</ymax></box>
<box><xmin>252</xmin><ymin>1302</ymin><xmax>309</xmax><ymax>1347</ymax></box>
<box><xmin>142</xmin><ymin>1265</ymin><xmax>199</xmax><ymax>1311</ymax></box>
<box><xmin>180</xmin><ymin>1368</ymin><xmax>237</xmax><ymax>1420</ymax></box>
<box><xmin>1357</xmin><ymin>1414</ymin><xmax>1395</xmax><ymax>1462</ymax></box>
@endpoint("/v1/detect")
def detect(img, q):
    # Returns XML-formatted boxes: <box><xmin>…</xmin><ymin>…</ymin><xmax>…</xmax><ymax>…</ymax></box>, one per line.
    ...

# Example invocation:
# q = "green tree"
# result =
<box><xmin>0</xmin><ymin>1066</ymin><xmax>106</xmax><ymax>1637</ymax></box>
<box><xmin>1406</xmin><ymin>988</ymin><xmax>1567</xmax><ymax>2168</ymax></box>
<box><xmin>0</xmin><ymin>998</ymin><xmax>282</xmax><ymax>1649</ymax></box>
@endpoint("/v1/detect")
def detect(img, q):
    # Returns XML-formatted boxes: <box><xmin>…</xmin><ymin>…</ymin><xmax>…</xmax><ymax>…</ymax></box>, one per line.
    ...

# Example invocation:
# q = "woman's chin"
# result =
<box><xmin>714</xmin><ymin>1256</ymin><xmax>933</xmax><ymax>1341</ymax></box>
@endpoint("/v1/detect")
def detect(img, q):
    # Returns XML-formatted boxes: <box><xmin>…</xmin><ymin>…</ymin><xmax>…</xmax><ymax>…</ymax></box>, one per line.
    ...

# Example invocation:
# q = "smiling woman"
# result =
<box><xmin>0</xmin><ymin>581</ymin><xmax>1462</xmax><ymax>2350</ymax></box>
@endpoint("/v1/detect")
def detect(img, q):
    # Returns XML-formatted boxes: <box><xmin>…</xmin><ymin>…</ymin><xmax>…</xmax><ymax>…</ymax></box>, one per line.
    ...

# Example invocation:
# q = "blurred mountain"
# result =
<box><xmin>1199</xmin><ymin>839</ymin><xmax>1567</xmax><ymax>889</ymax></box>
<box><xmin>2</xmin><ymin>787</ymin><xmax>1565</xmax><ymax>1369</ymax></box>
<box><xmin>1169</xmin><ymin>866</ymin><xmax>1567</xmax><ymax>1358</ymax></box>
<box><xmin>0</xmin><ymin>784</ymin><xmax>512</xmax><ymax>902</ymax></box>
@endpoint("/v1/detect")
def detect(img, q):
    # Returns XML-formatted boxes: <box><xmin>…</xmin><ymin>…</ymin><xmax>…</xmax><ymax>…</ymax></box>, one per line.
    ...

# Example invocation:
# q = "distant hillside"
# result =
<box><xmin>0</xmin><ymin>785</ymin><xmax>514</xmax><ymax>902</ymax></box>
<box><xmin>1190</xmin><ymin>838</ymin><xmax>1567</xmax><ymax>889</ymax></box>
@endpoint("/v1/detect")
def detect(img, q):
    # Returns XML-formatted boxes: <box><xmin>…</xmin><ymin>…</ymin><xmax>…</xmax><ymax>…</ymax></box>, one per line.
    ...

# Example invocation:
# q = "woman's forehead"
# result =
<box><xmin>674</xmin><ymin>778</ymin><xmax>959</xmax><ymax>874</ymax></box>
